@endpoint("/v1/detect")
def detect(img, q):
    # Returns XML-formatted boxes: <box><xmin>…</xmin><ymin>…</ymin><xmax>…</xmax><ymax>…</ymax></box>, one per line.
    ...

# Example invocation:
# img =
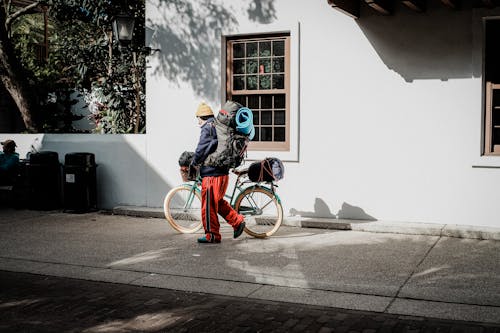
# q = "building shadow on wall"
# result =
<box><xmin>355</xmin><ymin>1</ymin><xmax>480</xmax><ymax>82</ymax></box>
<box><xmin>290</xmin><ymin>197</ymin><xmax>337</xmax><ymax>218</ymax></box>
<box><xmin>17</xmin><ymin>134</ymin><xmax>174</xmax><ymax>209</ymax></box>
<box><xmin>290</xmin><ymin>199</ymin><xmax>376</xmax><ymax>221</ymax></box>
<box><xmin>337</xmin><ymin>202</ymin><xmax>376</xmax><ymax>221</ymax></box>
<box><xmin>147</xmin><ymin>0</ymin><xmax>276</xmax><ymax>102</ymax></box>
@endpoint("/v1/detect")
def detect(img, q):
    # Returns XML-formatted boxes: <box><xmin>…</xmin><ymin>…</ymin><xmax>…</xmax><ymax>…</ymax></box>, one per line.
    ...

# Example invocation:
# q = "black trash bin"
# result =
<box><xmin>28</xmin><ymin>151</ymin><xmax>62</xmax><ymax>210</ymax></box>
<box><xmin>63</xmin><ymin>153</ymin><xmax>97</xmax><ymax>213</ymax></box>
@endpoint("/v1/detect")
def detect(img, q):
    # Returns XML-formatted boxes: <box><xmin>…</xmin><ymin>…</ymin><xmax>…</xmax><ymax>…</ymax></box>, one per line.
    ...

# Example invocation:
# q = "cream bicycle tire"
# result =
<box><xmin>164</xmin><ymin>185</ymin><xmax>203</xmax><ymax>233</ymax></box>
<box><xmin>234</xmin><ymin>186</ymin><xmax>283</xmax><ymax>238</ymax></box>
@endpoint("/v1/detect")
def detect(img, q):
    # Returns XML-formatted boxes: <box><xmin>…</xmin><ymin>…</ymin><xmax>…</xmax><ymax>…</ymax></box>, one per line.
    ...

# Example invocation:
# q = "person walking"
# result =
<box><xmin>189</xmin><ymin>103</ymin><xmax>246</xmax><ymax>243</ymax></box>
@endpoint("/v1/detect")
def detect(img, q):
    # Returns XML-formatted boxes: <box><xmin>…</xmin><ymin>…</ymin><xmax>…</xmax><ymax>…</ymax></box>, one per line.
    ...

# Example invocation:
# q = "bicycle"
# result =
<box><xmin>163</xmin><ymin>168</ymin><xmax>283</xmax><ymax>238</ymax></box>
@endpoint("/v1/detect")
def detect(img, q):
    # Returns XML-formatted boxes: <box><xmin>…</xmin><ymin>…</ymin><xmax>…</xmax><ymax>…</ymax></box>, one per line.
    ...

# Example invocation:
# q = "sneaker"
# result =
<box><xmin>233</xmin><ymin>221</ymin><xmax>246</xmax><ymax>239</ymax></box>
<box><xmin>197</xmin><ymin>236</ymin><xmax>221</xmax><ymax>243</ymax></box>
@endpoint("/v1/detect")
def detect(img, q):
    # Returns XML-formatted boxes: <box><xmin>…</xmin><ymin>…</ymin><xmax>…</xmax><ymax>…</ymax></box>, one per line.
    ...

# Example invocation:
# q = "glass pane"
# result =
<box><xmin>233</xmin><ymin>76</ymin><xmax>245</xmax><ymax>90</ymax></box>
<box><xmin>248</xmin><ymin>95</ymin><xmax>259</xmax><ymax>109</ymax></box>
<box><xmin>233</xmin><ymin>95</ymin><xmax>245</xmax><ymax>105</ymax></box>
<box><xmin>273</xmin><ymin>57</ymin><xmax>284</xmax><ymax>73</ymax></box>
<box><xmin>261</xmin><ymin>111</ymin><xmax>272</xmax><ymax>125</ymax></box>
<box><xmin>273</xmin><ymin>40</ymin><xmax>284</xmax><ymax>56</ymax></box>
<box><xmin>259</xmin><ymin>58</ymin><xmax>271</xmax><ymax>74</ymax></box>
<box><xmin>272</xmin><ymin>74</ymin><xmax>284</xmax><ymax>89</ymax></box>
<box><xmin>260</xmin><ymin>75</ymin><xmax>271</xmax><ymax>89</ymax></box>
<box><xmin>274</xmin><ymin>110</ymin><xmax>285</xmax><ymax>125</ymax></box>
<box><xmin>493</xmin><ymin>127</ymin><xmax>500</xmax><ymax>145</ymax></box>
<box><xmin>259</xmin><ymin>41</ymin><xmax>271</xmax><ymax>57</ymax></box>
<box><xmin>233</xmin><ymin>43</ymin><xmax>245</xmax><ymax>58</ymax></box>
<box><xmin>274</xmin><ymin>127</ymin><xmax>285</xmax><ymax>142</ymax></box>
<box><xmin>247</xmin><ymin>75</ymin><xmax>258</xmax><ymax>90</ymax></box>
<box><xmin>261</xmin><ymin>95</ymin><xmax>272</xmax><ymax>109</ymax></box>
<box><xmin>253</xmin><ymin>127</ymin><xmax>260</xmax><ymax>141</ymax></box>
<box><xmin>247</xmin><ymin>59</ymin><xmax>258</xmax><ymax>74</ymax></box>
<box><xmin>274</xmin><ymin>94</ymin><xmax>285</xmax><ymax>108</ymax></box>
<box><xmin>261</xmin><ymin>127</ymin><xmax>272</xmax><ymax>141</ymax></box>
<box><xmin>246</xmin><ymin>42</ymin><xmax>258</xmax><ymax>57</ymax></box>
<box><xmin>234</xmin><ymin>59</ymin><xmax>245</xmax><ymax>74</ymax></box>
<box><xmin>253</xmin><ymin>110</ymin><xmax>259</xmax><ymax>125</ymax></box>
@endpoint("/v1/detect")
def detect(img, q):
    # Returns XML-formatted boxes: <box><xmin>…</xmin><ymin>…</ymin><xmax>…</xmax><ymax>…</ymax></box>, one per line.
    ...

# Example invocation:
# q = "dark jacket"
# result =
<box><xmin>191</xmin><ymin>117</ymin><xmax>228</xmax><ymax>177</ymax></box>
<box><xmin>0</xmin><ymin>152</ymin><xmax>20</xmax><ymax>184</ymax></box>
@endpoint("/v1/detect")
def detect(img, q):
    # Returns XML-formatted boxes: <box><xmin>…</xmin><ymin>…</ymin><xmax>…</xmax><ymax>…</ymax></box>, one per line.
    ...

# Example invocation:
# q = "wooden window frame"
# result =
<box><xmin>226</xmin><ymin>34</ymin><xmax>291</xmax><ymax>151</ymax></box>
<box><xmin>484</xmin><ymin>82</ymin><xmax>500</xmax><ymax>155</ymax></box>
<box><xmin>483</xmin><ymin>19</ymin><xmax>500</xmax><ymax>156</ymax></box>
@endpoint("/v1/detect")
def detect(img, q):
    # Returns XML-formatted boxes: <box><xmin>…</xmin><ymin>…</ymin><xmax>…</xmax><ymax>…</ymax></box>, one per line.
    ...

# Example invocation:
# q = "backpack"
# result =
<box><xmin>204</xmin><ymin>101</ymin><xmax>254</xmax><ymax>169</ymax></box>
<box><xmin>248</xmin><ymin>158</ymin><xmax>285</xmax><ymax>182</ymax></box>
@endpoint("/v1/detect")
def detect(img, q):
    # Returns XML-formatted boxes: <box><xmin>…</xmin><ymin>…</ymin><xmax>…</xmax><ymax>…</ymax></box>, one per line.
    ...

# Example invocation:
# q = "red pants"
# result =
<box><xmin>201</xmin><ymin>175</ymin><xmax>244</xmax><ymax>241</ymax></box>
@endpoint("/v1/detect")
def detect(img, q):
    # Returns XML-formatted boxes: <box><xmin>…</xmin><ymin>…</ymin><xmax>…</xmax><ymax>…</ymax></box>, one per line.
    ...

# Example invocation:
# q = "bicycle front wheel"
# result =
<box><xmin>164</xmin><ymin>185</ymin><xmax>203</xmax><ymax>233</ymax></box>
<box><xmin>234</xmin><ymin>186</ymin><xmax>283</xmax><ymax>238</ymax></box>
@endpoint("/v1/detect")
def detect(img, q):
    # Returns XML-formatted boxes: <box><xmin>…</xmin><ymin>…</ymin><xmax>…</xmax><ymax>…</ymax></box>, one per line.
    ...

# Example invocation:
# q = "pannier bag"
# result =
<box><xmin>248</xmin><ymin>158</ymin><xmax>284</xmax><ymax>182</ymax></box>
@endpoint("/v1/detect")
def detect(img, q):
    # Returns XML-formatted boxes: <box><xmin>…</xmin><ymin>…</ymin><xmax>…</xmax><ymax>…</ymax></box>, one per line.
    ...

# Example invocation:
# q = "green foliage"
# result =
<box><xmin>10</xmin><ymin>0</ymin><xmax>146</xmax><ymax>133</ymax></box>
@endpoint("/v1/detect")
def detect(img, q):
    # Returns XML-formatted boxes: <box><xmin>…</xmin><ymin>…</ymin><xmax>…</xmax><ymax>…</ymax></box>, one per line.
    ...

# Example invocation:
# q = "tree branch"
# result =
<box><xmin>3</xmin><ymin>0</ymin><xmax>11</xmax><ymax>20</ymax></box>
<box><xmin>5</xmin><ymin>1</ymin><xmax>41</xmax><ymax>32</ymax></box>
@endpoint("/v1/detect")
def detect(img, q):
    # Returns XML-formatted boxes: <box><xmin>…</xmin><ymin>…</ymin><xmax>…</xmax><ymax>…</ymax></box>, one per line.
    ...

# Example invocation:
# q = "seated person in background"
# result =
<box><xmin>0</xmin><ymin>140</ymin><xmax>20</xmax><ymax>185</ymax></box>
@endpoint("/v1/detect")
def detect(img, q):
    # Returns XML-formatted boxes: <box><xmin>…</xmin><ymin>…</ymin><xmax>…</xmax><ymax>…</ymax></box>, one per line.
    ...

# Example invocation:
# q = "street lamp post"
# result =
<box><xmin>112</xmin><ymin>13</ymin><xmax>135</xmax><ymax>46</ymax></box>
<box><xmin>112</xmin><ymin>13</ymin><xmax>142</xmax><ymax>133</ymax></box>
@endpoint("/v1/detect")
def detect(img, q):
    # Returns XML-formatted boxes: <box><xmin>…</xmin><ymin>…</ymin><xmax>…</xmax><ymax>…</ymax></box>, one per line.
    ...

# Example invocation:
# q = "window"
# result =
<box><xmin>226</xmin><ymin>34</ymin><xmax>290</xmax><ymax>151</ymax></box>
<box><xmin>484</xmin><ymin>19</ymin><xmax>500</xmax><ymax>155</ymax></box>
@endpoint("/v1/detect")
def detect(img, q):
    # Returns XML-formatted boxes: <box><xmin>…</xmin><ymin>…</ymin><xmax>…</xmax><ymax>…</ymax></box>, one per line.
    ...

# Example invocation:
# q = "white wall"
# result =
<box><xmin>3</xmin><ymin>1</ymin><xmax>500</xmax><ymax>228</ymax></box>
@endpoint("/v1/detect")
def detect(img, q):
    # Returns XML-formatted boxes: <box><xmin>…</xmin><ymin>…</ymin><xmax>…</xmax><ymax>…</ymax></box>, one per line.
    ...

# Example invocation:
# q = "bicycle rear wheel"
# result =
<box><xmin>164</xmin><ymin>185</ymin><xmax>203</xmax><ymax>233</ymax></box>
<box><xmin>234</xmin><ymin>186</ymin><xmax>283</xmax><ymax>238</ymax></box>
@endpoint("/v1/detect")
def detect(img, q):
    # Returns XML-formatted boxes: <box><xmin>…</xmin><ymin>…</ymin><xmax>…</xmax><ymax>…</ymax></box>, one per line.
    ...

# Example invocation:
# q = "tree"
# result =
<box><xmin>0</xmin><ymin>0</ymin><xmax>44</xmax><ymax>132</ymax></box>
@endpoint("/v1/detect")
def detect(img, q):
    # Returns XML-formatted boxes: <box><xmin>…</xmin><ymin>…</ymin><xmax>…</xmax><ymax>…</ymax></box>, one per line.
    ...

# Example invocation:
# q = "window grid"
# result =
<box><xmin>227</xmin><ymin>34</ymin><xmax>290</xmax><ymax>151</ymax></box>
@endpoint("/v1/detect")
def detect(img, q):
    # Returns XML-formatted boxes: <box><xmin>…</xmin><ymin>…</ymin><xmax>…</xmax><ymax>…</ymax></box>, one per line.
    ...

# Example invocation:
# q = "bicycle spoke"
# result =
<box><xmin>235</xmin><ymin>187</ymin><xmax>283</xmax><ymax>238</ymax></box>
<box><xmin>164</xmin><ymin>185</ymin><xmax>203</xmax><ymax>233</ymax></box>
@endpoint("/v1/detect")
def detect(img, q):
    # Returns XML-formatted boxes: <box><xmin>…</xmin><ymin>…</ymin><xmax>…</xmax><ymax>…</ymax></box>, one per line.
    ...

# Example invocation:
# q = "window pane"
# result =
<box><xmin>233</xmin><ymin>43</ymin><xmax>245</xmax><ymax>58</ymax></box>
<box><xmin>253</xmin><ymin>127</ymin><xmax>260</xmax><ymax>141</ymax></box>
<box><xmin>233</xmin><ymin>95</ymin><xmax>245</xmax><ymax>105</ymax></box>
<box><xmin>234</xmin><ymin>59</ymin><xmax>245</xmax><ymax>74</ymax></box>
<box><xmin>246</xmin><ymin>42</ymin><xmax>258</xmax><ymax>57</ymax></box>
<box><xmin>274</xmin><ymin>94</ymin><xmax>285</xmax><ymax>108</ymax></box>
<box><xmin>261</xmin><ymin>127</ymin><xmax>273</xmax><ymax>141</ymax></box>
<box><xmin>274</xmin><ymin>110</ymin><xmax>285</xmax><ymax>125</ymax></box>
<box><xmin>261</xmin><ymin>111</ymin><xmax>272</xmax><ymax>125</ymax></box>
<box><xmin>260</xmin><ymin>75</ymin><xmax>271</xmax><ymax>89</ymax></box>
<box><xmin>273</xmin><ymin>57</ymin><xmax>284</xmax><ymax>73</ymax></box>
<box><xmin>246</xmin><ymin>59</ymin><xmax>258</xmax><ymax>74</ymax></box>
<box><xmin>493</xmin><ymin>108</ymin><xmax>500</xmax><ymax>126</ymax></box>
<box><xmin>261</xmin><ymin>95</ymin><xmax>272</xmax><ymax>109</ymax></box>
<box><xmin>272</xmin><ymin>74</ymin><xmax>284</xmax><ymax>89</ymax></box>
<box><xmin>274</xmin><ymin>127</ymin><xmax>285</xmax><ymax>141</ymax></box>
<box><xmin>234</xmin><ymin>76</ymin><xmax>245</xmax><ymax>90</ymax></box>
<box><xmin>246</xmin><ymin>95</ymin><xmax>257</xmax><ymax>109</ymax></box>
<box><xmin>273</xmin><ymin>40</ymin><xmax>284</xmax><ymax>56</ymax></box>
<box><xmin>247</xmin><ymin>75</ymin><xmax>257</xmax><ymax>90</ymax></box>
<box><xmin>493</xmin><ymin>128</ymin><xmax>500</xmax><ymax>146</ymax></box>
<box><xmin>259</xmin><ymin>58</ymin><xmax>271</xmax><ymax>74</ymax></box>
<box><xmin>259</xmin><ymin>41</ymin><xmax>271</xmax><ymax>57</ymax></box>
<box><xmin>253</xmin><ymin>110</ymin><xmax>259</xmax><ymax>125</ymax></box>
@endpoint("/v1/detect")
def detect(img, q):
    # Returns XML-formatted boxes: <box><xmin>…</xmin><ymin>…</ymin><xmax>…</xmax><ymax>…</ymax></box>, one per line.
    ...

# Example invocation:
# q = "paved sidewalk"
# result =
<box><xmin>0</xmin><ymin>209</ymin><xmax>499</xmax><ymax>328</ymax></box>
<box><xmin>113</xmin><ymin>205</ymin><xmax>500</xmax><ymax>240</ymax></box>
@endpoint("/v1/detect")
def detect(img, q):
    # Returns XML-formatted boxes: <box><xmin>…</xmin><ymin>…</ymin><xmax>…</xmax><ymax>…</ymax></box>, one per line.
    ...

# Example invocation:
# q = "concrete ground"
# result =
<box><xmin>0</xmin><ymin>209</ymin><xmax>499</xmax><ymax>329</ymax></box>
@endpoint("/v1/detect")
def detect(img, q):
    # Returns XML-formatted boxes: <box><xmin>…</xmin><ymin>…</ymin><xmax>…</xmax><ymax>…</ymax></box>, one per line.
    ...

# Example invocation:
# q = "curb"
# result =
<box><xmin>112</xmin><ymin>206</ymin><xmax>500</xmax><ymax>241</ymax></box>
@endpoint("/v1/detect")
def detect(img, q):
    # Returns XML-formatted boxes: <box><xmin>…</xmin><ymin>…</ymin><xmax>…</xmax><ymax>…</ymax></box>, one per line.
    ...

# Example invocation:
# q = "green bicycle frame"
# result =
<box><xmin>184</xmin><ymin>174</ymin><xmax>281</xmax><ymax>215</ymax></box>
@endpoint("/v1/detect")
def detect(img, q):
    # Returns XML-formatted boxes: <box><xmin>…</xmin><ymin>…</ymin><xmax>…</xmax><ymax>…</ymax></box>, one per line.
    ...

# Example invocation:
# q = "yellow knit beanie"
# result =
<box><xmin>195</xmin><ymin>103</ymin><xmax>214</xmax><ymax>117</ymax></box>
